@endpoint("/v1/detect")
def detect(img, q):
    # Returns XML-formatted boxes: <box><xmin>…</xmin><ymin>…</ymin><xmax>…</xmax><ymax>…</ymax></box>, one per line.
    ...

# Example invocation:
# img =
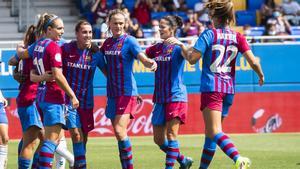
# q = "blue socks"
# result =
<box><xmin>18</xmin><ymin>157</ymin><xmax>30</xmax><ymax>169</ymax></box>
<box><xmin>118</xmin><ymin>137</ymin><xmax>133</xmax><ymax>169</ymax></box>
<box><xmin>199</xmin><ymin>137</ymin><xmax>217</xmax><ymax>169</ymax></box>
<box><xmin>38</xmin><ymin>140</ymin><xmax>57</xmax><ymax>169</ymax></box>
<box><xmin>73</xmin><ymin>142</ymin><xmax>86</xmax><ymax>169</ymax></box>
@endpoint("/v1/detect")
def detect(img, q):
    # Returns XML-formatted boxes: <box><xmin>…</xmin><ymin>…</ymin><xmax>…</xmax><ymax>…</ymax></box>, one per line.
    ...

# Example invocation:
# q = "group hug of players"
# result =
<box><xmin>0</xmin><ymin>0</ymin><xmax>264</xmax><ymax>169</ymax></box>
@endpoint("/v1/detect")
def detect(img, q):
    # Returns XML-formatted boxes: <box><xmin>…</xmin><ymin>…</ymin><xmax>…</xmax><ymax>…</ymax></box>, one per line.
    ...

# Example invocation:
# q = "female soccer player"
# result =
<box><xmin>145</xmin><ymin>15</ymin><xmax>193</xmax><ymax>169</ymax></box>
<box><xmin>100</xmin><ymin>9</ymin><xmax>157</xmax><ymax>169</ymax></box>
<box><xmin>8</xmin><ymin>24</ymin><xmax>45</xmax><ymax>169</ymax></box>
<box><xmin>62</xmin><ymin>19</ymin><xmax>106</xmax><ymax>168</ymax></box>
<box><xmin>186</xmin><ymin>1</ymin><xmax>264</xmax><ymax>169</ymax></box>
<box><xmin>16</xmin><ymin>13</ymin><xmax>79</xmax><ymax>168</ymax></box>
<box><xmin>0</xmin><ymin>89</ymin><xmax>8</xmax><ymax>169</ymax></box>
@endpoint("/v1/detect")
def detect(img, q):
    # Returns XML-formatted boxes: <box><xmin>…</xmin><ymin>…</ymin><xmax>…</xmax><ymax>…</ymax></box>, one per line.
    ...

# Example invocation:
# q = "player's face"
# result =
<box><xmin>109</xmin><ymin>13</ymin><xmax>125</xmax><ymax>38</ymax></box>
<box><xmin>76</xmin><ymin>24</ymin><xmax>92</xmax><ymax>49</ymax></box>
<box><xmin>159</xmin><ymin>19</ymin><xmax>173</xmax><ymax>40</ymax></box>
<box><xmin>49</xmin><ymin>18</ymin><xmax>64</xmax><ymax>41</ymax></box>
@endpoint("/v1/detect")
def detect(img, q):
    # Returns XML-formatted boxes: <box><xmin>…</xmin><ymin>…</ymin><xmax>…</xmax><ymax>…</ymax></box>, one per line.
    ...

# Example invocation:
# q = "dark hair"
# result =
<box><xmin>107</xmin><ymin>9</ymin><xmax>127</xmax><ymax>23</ymax></box>
<box><xmin>36</xmin><ymin>13</ymin><xmax>60</xmax><ymax>37</ymax></box>
<box><xmin>161</xmin><ymin>15</ymin><xmax>183</xmax><ymax>30</ymax></box>
<box><xmin>23</xmin><ymin>24</ymin><xmax>36</xmax><ymax>47</ymax></box>
<box><xmin>206</xmin><ymin>0</ymin><xmax>235</xmax><ymax>26</ymax></box>
<box><xmin>75</xmin><ymin>19</ymin><xmax>91</xmax><ymax>32</ymax></box>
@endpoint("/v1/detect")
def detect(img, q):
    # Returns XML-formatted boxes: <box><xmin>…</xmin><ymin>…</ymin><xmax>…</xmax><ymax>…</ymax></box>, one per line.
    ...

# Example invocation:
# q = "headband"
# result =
<box><xmin>44</xmin><ymin>15</ymin><xmax>59</xmax><ymax>30</ymax></box>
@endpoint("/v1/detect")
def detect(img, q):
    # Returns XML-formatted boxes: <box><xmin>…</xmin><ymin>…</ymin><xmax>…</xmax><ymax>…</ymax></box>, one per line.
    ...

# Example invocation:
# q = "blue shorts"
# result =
<box><xmin>38</xmin><ymin>102</ymin><xmax>66</xmax><ymax>127</ymax></box>
<box><xmin>65</xmin><ymin>105</ymin><xmax>82</xmax><ymax>129</ymax></box>
<box><xmin>222</xmin><ymin>94</ymin><xmax>234</xmax><ymax>117</ymax></box>
<box><xmin>151</xmin><ymin>103</ymin><xmax>165</xmax><ymax>126</ymax></box>
<box><xmin>0</xmin><ymin>103</ymin><xmax>8</xmax><ymax>124</ymax></box>
<box><xmin>18</xmin><ymin>104</ymin><xmax>43</xmax><ymax>132</ymax></box>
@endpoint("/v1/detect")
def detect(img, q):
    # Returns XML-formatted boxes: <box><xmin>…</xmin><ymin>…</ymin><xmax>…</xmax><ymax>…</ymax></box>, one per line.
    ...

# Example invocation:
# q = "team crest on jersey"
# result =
<box><xmin>167</xmin><ymin>48</ymin><xmax>173</xmax><ymax>54</ymax></box>
<box><xmin>117</xmin><ymin>42</ymin><xmax>122</xmax><ymax>49</ymax></box>
<box><xmin>85</xmin><ymin>55</ymin><xmax>91</xmax><ymax>62</ymax></box>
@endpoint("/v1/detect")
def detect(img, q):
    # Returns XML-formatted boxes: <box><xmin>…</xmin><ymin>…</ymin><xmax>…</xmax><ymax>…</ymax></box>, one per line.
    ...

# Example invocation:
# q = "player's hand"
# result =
<box><xmin>165</xmin><ymin>37</ymin><xmax>183</xmax><ymax>46</ymax></box>
<box><xmin>0</xmin><ymin>97</ymin><xmax>8</xmax><ymax>107</ymax></box>
<box><xmin>43</xmin><ymin>71</ymin><xmax>55</xmax><ymax>82</ymax></box>
<box><xmin>71</xmin><ymin>96</ymin><xmax>79</xmax><ymax>109</ymax></box>
<box><xmin>149</xmin><ymin>59</ymin><xmax>157</xmax><ymax>71</ymax></box>
<box><xmin>137</xmin><ymin>95</ymin><xmax>143</xmax><ymax>104</ymax></box>
<box><xmin>259</xmin><ymin>75</ymin><xmax>264</xmax><ymax>86</ymax></box>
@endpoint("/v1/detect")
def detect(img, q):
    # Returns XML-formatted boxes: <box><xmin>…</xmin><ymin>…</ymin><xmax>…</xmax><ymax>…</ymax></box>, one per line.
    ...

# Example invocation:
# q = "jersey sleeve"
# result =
<box><xmin>96</xmin><ymin>51</ymin><xmax>106</xmax><ymax>70</ymax></box>
<box><xmin>47</xmin><ymin>42</ymin><xmax>62</xmax><ymax>68</ymax></box>
<box><xmin>193</xmin><ymin>30</ymin><xmax>214</xmax><ymax>55</ymax></box>
<box><xmin>27</xmin><ymin>42</ymin><xmax>36</xmax><ymax>58</ymax></box>
<box><xmin>127</xmin><ymin>36</ymin><xmax>142</xmax><ymax>59</ymax></box>
<box><xmin>237</xmin><ymin>33</ymin><xmax>250</xmax><ymax>54</ymax></box>
<box><xmin>145</xmin><ymin>45</ymin><xmax>155</xmax><ymax>59</ymax></box>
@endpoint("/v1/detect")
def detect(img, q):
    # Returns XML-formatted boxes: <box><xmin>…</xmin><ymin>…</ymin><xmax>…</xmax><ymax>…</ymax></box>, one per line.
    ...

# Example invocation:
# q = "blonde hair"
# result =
<box><xmin>206</xmin><ymin>0</ymin><xmax>235</xmax><ymax>26</ymax></box>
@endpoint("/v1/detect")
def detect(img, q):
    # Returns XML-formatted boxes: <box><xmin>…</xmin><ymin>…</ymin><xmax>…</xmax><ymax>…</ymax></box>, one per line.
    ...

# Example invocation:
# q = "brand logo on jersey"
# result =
<box><xmin>154</xmin><ymin>56</ymin><xmax>171</xmax><ymax>62</ymax></box>
<box><xmin>55</xmin><ymin>53</ymin><xmax>62</xmax><ymax>62</ymax></box>
<box><xmin>105</xmin><ymin>50</ymin><xmax>121</xmax><ymax>56</ymax></box>
<box><xmin>34</xmin><ymin>45</ymin><xmax>45</xmax><ymax>53</ymax></box>
<box><xmin>67</xmin><ymin>62</ymin><xmax>91</xmax><ymax>70</ymax></box>
<box><xmin>70</xmin><ymin>55</ymin><xmax>76</xmax><ymax>58</ymax></box>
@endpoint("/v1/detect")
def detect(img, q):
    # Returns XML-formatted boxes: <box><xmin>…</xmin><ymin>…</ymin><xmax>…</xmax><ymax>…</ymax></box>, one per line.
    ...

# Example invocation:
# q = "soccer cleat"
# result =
<box><xmin>235</xmin><ymin>157</ymin><xmax>251</xmax><ymax>169</ymax></box>
<box><xmin>179</xmin><ymin>157</ymin><xmax>193</xmax><ymax>169</ymax></box>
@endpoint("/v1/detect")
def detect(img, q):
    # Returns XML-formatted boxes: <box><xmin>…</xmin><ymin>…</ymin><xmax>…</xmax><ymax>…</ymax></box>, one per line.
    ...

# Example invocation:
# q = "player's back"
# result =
<box><xmin>195</xmin><ymin>28</ymin><xmax>250</xmax><ymax>94</ymax></box>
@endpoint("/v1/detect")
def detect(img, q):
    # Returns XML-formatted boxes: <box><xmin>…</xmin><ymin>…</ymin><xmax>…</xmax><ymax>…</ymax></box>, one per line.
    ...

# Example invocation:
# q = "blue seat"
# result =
<box><xmin>106</xmin><ymin>0</ymin><xmax>115</xmax><ymax>8</ymax></box>
<box><xmin>235</xmin><ymin>10</ymin><xmax>257</xmax><ymax>26</ymax></box>
<box><xmin>124</xmin><ymin>0</ymin><xmax>135</xmax><ymax>12</ymax></box>
<box><xmin>186</xmin><ymin>0</ymin><xmax>199</xmax><ymax>9</ymax></box>
<box><xmin>151</xmin><ymin>12</ymin><xmax>170</xmax><ymax>20</ymax></box>
<box><xmin>247</xmin><ymin>0</ymin><xmax>264</xmax><ymax>11</ymax></box>
<box><xmin>291</xmin><ymin>26</ymin><xmax>300</xmax><ymax>35</ymax></box>
<box><xmin>143</xmin><ymin>28</ymin><xmax>153</xmax><ymax>38</ymax></box>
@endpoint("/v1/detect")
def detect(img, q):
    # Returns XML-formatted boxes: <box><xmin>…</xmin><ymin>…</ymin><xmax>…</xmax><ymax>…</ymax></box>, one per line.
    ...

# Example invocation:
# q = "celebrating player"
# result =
<box><xmin>186</xmin><ymin>1</ymin><xmax>264</xmax><ymax>169</ymax></box>
<box><xmin>145</xmin><ymin>15</ymin><xmax>193</xmax><ymax>169</ymax></box>
<box><xmin>100</xmin><ymin>9</ymin><xmax>157</xmax><ymax>169</ymax></box>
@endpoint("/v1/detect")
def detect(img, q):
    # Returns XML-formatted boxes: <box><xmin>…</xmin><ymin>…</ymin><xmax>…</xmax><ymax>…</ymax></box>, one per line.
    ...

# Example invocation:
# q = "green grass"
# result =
<box><xmin>7</xmin><ymin>133</ymin><xmax>300</xmax><ymax>169</ymax></box>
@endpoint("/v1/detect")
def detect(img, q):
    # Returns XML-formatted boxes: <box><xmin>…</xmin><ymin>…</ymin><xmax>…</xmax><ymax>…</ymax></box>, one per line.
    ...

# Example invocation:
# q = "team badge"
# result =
<box><xmin>85</xmin><ymin>55</ymin><xmax>91</xmax><ymax>62</ymax></box>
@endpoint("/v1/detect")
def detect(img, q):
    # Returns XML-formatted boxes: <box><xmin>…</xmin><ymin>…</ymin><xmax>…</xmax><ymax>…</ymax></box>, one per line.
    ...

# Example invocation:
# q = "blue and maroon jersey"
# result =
<box><xmin>31</xmin><ymin>38</ymin><xmax>65</xmax><ymax>104</ymax></box>
<box><xmin>193</xmin><ymin>28</ymin><xmax>250</xmax><ymax>94</ymax></box>
<box><xmin>62</xmin><ymin>41</ymin><xmax>105</xmax><ymax>109</ymax></box>
<box><xmin>16</xmin><ymin>56</ymin><xmax>38</xmax><ymax>107</ymax></box>
<box><xmin>145</xmin><ymin>43</ymin><xmax>187</xmax><ymax>103</ymax></box>
<box><xmin>100</xmin><ymin>34</ymin><xmax>141</xmax><ymax>97</ymax></box>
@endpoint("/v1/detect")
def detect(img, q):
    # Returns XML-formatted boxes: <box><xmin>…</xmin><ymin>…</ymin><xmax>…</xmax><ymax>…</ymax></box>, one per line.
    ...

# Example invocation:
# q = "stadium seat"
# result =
<box><xmin>249</xmin><ymin>26</ymin><xmax>265</xmax><ymax>36</ymax></box>
<box><xmin>247</xmin><ymin>0</ymin><xmax>264</xmax><ymax>11</ymax></box>
<box><xmin>124</xmin><ymin>0</ymin><xmax>135</xmax><ymax>12</ymax></box>
<box><xmin>172</xmin><ymin>11</ymin><xmax>188</xmax><ymax>21</ymax></box>
<box><xmin>291</xmin><ymin>26</ymin><xmax>300</xmax><ymax>35</ymax></box>
<box><xmin>235</xmin><ymin>10</ymin><xmax>257</xmax><ymax>26</ymax></box>
<box><xmin>106</xmin><ymin>0</ymin><xmax>115</xmax><ymax>8</ymax></box>
<box><xmin>143</xmin><ymin>28</ymin><xmax>153</xmax><ymax>38</ymax></box>
<box><xmin>151</xmin><ymin>12</ymin><xmax>170</xmax><ymax>20</ymax></box>
<box><xmin>232</xmin><ymin>0</ymin><xmax>246</xmax><ymax>11</ymax></box>
<box><xmin>186</xmin><ymin>0</ymin><xmax>199</xmax><ymax>9</ymax></box>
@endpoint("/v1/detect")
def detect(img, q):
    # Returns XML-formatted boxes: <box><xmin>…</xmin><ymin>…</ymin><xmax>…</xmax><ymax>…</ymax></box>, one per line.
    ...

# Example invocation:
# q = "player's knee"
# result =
<box><xmin>114</xmin><ymin>128</ymin><xmax>126</xmax><ymax>140</ymax></box>
<box><xmin>0</xmin><ymin>136</ymin><xmax>9</xmax><ymax>145</ymax></box>
<box><xmin>71</xmin><ymin>131</ymin><xmax>82</xmax><ymax>142</ymax></box>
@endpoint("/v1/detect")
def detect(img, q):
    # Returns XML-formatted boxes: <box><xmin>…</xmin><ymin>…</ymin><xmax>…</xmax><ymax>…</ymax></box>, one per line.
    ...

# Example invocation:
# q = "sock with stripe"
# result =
<box><xmin>214</xmin><ymin>132</ymin><xmax>240</xmax><ymax>162</ymax></box>
<box><xmin>165</xmin><ymin>140</ymin><xmax>179</xmax><ymax>169</ymax></box>
<box><xmin>18</xmin><ymin>157</ymin><xmax>31</xmax><ymax>169</ymax></box>
<box><xmin>0</xmin><ymin>145</ymin><xmax>8</xmax><ymax>169</ymax></box>
<box><xmin>38</xmin><ymin>140</ymin><xmax>57</xmax><ymax>169</ymax></box>
<box><xmin>199</xmin><ymin>137</ymin><xmax>217</xmax><ymax>169</ymax></box>
<box><xmin>31</xmin><ymin>152</ymin><xmax>39</xmax><ymax>169</ymax></box>
<box><xmin>159</xmin><ymin>139</ymin><xmax>187</xmax><ymax>165</ymax></box>
<box><xmin>73</xmin><ymin>142</ymin><xmax>86</xmax><ymax>169</ymax></box>
<box><xmin>118</xmin><ymin>137</ymin><xmax>133</xmax><ymax>169</ymax></box>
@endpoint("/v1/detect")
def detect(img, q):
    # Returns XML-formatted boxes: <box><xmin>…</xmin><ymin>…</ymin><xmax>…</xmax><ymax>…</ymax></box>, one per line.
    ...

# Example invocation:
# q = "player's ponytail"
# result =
<box><xmin>23</xmin><ymin>24</ymin><xmax>36</xmax><ymax>47</ymax></box>
<box><xmin>206</xmin><ymin>0</ymin><xmax>235</xmax><ymax>26</ymax></box>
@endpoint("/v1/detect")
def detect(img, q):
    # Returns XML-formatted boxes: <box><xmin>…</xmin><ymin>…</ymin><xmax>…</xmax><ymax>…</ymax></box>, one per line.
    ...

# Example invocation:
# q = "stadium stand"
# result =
<box><xmin>0</xmin><ymin>0</ymin><xmax>79</xmax><ymax>41</ymax></box>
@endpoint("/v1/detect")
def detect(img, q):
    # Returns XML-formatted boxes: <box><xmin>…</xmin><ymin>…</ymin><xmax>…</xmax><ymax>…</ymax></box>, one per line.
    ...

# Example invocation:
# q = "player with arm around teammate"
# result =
<box><xmin>100</xmin><ymin>9</ymin><xmax>157</xmax><ymax>169</ymax></box>
<box><xmin>61</xmin><ymin>19</ymin><xmax>107</xmax><ymax>168</ymax></box>
<box><xmin>145</xmin><ymin>15</ymin><xmax>193</xmax><ymax>169</ymax></box>
<box><xmin>186</xmin><ymin>1</ymin><xmax>264</xmax><ymax>169</ymax></box>
<box><xmin>17</xmin><ymin>13</ymin><xmax>79</xmax><ymax>168</ymax></box>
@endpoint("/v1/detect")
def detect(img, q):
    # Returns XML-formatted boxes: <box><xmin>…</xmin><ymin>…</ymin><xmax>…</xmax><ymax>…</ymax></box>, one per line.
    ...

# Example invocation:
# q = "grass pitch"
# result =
<box><xmin>6</xmin><ymin>133</ymin><xmax>300</xmax><ymax>169</ymax></box>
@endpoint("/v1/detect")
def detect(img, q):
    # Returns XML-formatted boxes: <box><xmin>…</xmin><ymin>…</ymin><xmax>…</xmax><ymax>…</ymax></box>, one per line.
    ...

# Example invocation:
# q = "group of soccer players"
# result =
<box><xmin>0</xmin><ymin>0</ymin><xmax>265</xmax><ymax>169</ymax></box>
